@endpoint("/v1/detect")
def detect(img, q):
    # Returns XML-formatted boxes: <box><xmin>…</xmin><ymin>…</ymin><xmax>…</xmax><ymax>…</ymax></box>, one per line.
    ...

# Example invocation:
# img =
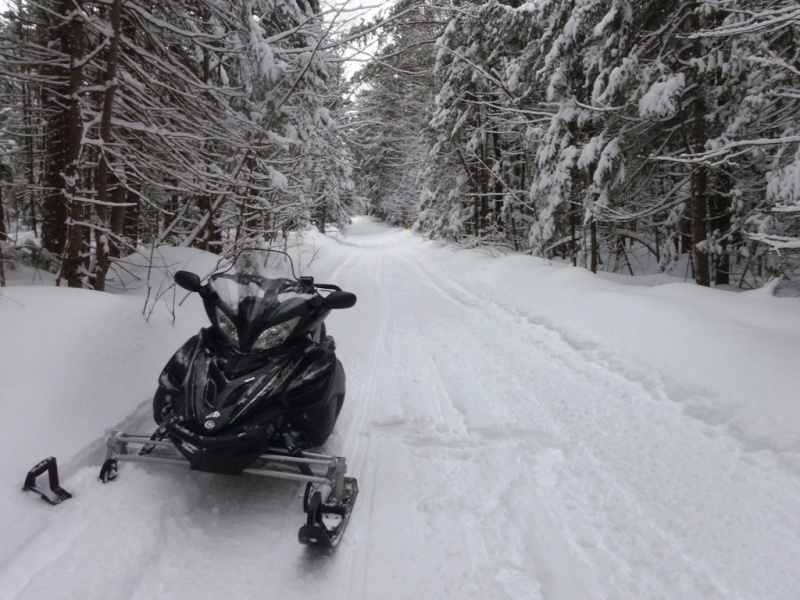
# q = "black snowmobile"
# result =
<box><xmin>100</xmin><ymin>249</ymin><xmax>359</xmax><ymax>548</ymax></box>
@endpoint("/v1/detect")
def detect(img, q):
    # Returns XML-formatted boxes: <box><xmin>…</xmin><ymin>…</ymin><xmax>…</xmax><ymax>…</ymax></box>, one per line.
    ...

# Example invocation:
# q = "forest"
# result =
<box><xmin>0</xmin><ymin>0</ymin><xmax>798</xmax><ymax>290</ymax></box>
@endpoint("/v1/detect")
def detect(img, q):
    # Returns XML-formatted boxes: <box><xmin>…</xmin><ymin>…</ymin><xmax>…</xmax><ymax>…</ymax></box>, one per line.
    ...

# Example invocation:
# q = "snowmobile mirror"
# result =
<box><xmin>174</xmin><ymin>271</ymin><xmax>202</xmax><ymax>292</ymax></box>
<box><xmin>322</xmin><ymin>291</ymin><xmax>357</xmax><ymax>310</ymax></box>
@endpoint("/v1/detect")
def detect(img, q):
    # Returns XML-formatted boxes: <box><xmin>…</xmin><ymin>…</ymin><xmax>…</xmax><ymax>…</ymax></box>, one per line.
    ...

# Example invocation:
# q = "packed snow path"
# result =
<box><xmin>2</xmin><ymin>219</ymin><xmax>800</xmax><ymax>599</ymax></box>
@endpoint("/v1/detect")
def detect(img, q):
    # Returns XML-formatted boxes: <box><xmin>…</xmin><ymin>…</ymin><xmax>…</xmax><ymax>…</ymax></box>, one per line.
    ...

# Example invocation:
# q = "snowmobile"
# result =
<box><xmin>26</xmin><ymin>249</ymin><xmax>358</xmax><ymax>549</ymax></box>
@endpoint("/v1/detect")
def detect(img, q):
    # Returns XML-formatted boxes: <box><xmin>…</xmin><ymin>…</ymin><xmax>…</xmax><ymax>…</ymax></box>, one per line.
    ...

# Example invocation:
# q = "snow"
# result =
<box><xmin>639</xmin><ymin>74</ymin><xmax>686</xmax><ymax>120</ymax></box>
<box><xmin>767</xmin><ymin>153</ymin><xmax>800</xmax><ymax>209</ymax></box>
<box><xmin>2</xmin><ymin>217</ymin><xmax>800</xmax><ymax>598</ymax></box>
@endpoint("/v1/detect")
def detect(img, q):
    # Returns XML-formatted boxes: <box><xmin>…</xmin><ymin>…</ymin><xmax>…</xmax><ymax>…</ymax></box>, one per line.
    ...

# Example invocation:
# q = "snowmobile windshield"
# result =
<box><xmin>206</xmin><ymin>250</ymin><xmax>312</xmax><ymax>352</ymax></box>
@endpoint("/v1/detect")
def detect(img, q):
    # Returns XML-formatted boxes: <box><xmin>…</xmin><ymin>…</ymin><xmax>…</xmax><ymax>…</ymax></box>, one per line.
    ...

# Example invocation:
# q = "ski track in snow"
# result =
<box><xmin>2</xmin><ymin>220</ymin><xmax>800</xmax><ymax>599</ymax></box>
<box><xmin>387</xmin><ymin>242</ymin><xmax>800</xmax><ymax>599</ymax></box>
<box><xmin>315</xmin><ymin>227</ymin><xmax>800</xmax><ymax>599</ymax></box>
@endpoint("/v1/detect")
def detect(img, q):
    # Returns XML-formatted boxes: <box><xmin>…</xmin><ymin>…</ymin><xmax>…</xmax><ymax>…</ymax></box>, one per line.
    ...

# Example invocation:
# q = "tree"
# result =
<box><xmin>424</xmin><ymin>0</ymin><xmax>547</xmax><ymax>248</ymax></box>
<box><xmin>0</xmin><ymin>0</ymin><xmax>355</xmax><ymax>289</ymax></box>
<box><xmin>347</xmin><ymin>0</ymin><xmax>446</xmax><ymax>227</ymax></box>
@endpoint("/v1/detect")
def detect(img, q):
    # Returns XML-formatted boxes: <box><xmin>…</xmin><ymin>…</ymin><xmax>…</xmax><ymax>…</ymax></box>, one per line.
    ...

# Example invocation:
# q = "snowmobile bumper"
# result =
<box><xmin>100</xmin><ymin>431</ymin><xmax>357</xmax><ymax>548</ymax></box>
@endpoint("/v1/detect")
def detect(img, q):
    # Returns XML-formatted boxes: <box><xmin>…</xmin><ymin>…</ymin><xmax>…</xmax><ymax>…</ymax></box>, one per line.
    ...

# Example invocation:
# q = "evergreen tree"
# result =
<box><xmin>0</xmin><ymin>0</ymin><xmax>354</xmax><ymax>289</ymax></box>
<box><xmin>348</xmin><ymin>0</ymin><xmax>446</xmax><ymax>226</ymax></box>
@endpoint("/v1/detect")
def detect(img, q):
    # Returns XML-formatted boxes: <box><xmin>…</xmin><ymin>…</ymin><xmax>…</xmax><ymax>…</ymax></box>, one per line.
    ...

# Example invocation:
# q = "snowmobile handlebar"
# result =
<box><xmin>174</xmin><ymin>270</ymin><xmax>355</xmax><ymax>309</ymax></box>
<box><xmin>313</xmin><ymin>288</ymin><xmax>357</xmax><ymax>310</ymax></box>
<box><xmin>174</xmin><ymin>270</ymin><xmax>203</xmax><ymax>292</ymax></box>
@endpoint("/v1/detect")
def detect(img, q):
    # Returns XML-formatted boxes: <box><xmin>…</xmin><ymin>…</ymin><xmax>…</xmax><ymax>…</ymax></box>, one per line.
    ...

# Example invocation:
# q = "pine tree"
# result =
<box><xmin>348</xmin><ymin>0</ymin><xmax>446</xmax><ymax>227</ymax></box>
<box><xmin>0</xmin><ymin>0</ymin><xmax>354</xmax><ymax>289</ymax></box>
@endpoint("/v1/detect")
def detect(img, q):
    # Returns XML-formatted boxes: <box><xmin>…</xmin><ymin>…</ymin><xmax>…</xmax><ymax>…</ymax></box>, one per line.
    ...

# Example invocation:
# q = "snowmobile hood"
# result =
<box><xmin>183</xmin><ymin>334</ymin><xmax>304</xmax><ymax>431</ymax></box>
<box><xmin>204</xmin><ymin>250</ymin><xmax>316</xmax><ymax>353</ymax></box>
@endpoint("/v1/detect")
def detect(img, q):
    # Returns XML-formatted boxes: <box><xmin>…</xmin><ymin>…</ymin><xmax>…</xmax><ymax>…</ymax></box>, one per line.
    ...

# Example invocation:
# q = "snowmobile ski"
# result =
<box><xmin>101</xmin><ymin>431</ymin><xmax>357</xmax><ymax>545</ymax></box>
<box><xmin>299</xmin><ymin>476</ymin><xmax>358</xmax><ymax>549</ymax></box>
<box><xmin>23</xmin><ymin>456</ymin><xmax>72</xmax><ymax>505</ymax></box>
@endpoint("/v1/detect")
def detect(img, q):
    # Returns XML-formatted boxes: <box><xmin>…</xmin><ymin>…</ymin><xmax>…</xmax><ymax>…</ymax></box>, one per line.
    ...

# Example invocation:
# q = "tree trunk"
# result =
<box><xmin>40</xmin><ymin>1</ymin><xmax>65</xmax><ymax>254</ymax></box>
<box><xmin>122</xmin><ymin>190</ymin><xmax>140</xmax><ymax>244</ymax></box>
<box><xmin>197</xmin><ymin>195</ymin><xmax>221</xmax><ymax>253</ymax></box>
<box><xmin>569</xmin><ymin>169</ymin><xmax>582</xmax><ymax>267</ymax></box>
<box><xmin>57</xmin><ymin>0</ymin><xmax>86</xmax><ymax>288</ymax></box>
<box><xmin>41</xmin><ymin>97</ymin><xmax>69</xmax><ymax>255</ymax></box>
<box><xmin>109</xmin><ymin>184</ymin><xmax>126</xmax><ymax>257</ymax></box>
<box><xmin>688</xmin><ymin>7</ymin><xmax>710</xmax><ymax>287</ymax></box>
<box><xmin>93</xmin><ymin>0</ymin><xmax>124</xmax><ymax>291</ymax></box>
<box><xmin>22</xmin><ymin>82</ymin><xmax>38</xmax><ymax>236</ymax></box>
<box><xmin>492</xmin><ymin>128</ymin><xmax>504</xmax><ymax>233</ymax></box>
<box><xmin>691</xmin><ymin>165</ymin><xmax>709</xmax><ymax>286</ymax></box>
<box><xmin>192</xmin><ymin>9</ymin><xmax>221</xmax><ymax>255</ymax></box>
<box><xmin>709</xmin><ymin>174</ymin><xmax>732</xmax><ymax>286</ymax></box>
<box><xmin>0</xmin><ymin>183</ymin><xmax>5</xmax><ymax>286</ymax></box>
<box><xmin>0</xmin><ymin>184</ymin><xmax>6</xmax><ymax>243</ymax></box>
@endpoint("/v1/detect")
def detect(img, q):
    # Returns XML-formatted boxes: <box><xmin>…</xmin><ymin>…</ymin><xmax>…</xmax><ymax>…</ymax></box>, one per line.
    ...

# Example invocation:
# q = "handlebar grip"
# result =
<box><xmin>315</xmin><ymin>283</ymin><xmax>342</xmax><ymax>292</ymax></box>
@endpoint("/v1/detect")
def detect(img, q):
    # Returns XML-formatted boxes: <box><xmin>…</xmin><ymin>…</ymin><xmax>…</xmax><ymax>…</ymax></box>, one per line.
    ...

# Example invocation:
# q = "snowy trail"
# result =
<box><xmin>2</xmin><ymin>219</ymin><xmax>800</xmax><ymax>599</ymax></box>
<box><xmin>308</xmin><ymin>223</ymin><xmax>800</xmax><ymax>599</ymax></box>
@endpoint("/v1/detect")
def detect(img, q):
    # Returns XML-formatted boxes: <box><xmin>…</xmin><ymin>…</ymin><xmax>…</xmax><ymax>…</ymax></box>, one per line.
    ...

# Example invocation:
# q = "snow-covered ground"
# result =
<box><xmin>1</xmin><ymin>217</ymin><xmax>799</xmax><ymax>599</ymax></box>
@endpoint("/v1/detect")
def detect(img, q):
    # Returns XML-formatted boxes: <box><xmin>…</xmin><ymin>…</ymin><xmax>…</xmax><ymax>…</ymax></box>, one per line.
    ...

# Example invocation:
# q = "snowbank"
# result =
<box><xmin>0</xmin><ymin>248</ymin><xmax>218</xmax><ymax>501</ymax></box>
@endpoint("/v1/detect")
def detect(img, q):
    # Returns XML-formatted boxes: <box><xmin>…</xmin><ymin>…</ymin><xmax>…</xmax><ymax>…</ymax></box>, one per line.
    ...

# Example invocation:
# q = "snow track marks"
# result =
<box><xmin>318</xmin><ymin>229</ymin><xmax>800</xmax><ymax>599</ymax></box>
<box><xmin>4</xmin><ymin>221</ymin><xmax>800</xmax><ymax>600</ymax></box>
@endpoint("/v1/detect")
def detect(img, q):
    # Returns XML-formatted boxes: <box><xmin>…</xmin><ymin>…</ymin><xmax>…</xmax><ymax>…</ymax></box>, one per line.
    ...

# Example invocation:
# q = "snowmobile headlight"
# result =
<box><xmin>215</xmin><ymin>308</ymin><xmax>240</xmax><ymax>347</ymax></box>
<box><xmin>252</xmin><ymin>318</ymin><xmax>300</xmax><ymax>352</ymax></box>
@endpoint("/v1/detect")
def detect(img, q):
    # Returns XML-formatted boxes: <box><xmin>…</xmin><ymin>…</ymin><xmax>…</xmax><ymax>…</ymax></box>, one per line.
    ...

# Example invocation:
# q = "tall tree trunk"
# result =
<box><xmin>709</xmin><ymin>173</ymin><xmax>732</xmax><ymax>286</ymax></box>
<box><xmin>689</xmin><ymin>7</ymin><xmax>710</xmax><ymax>287</ymax></box>
<box><xmin>22</xmin><ymin>82</ymin><xmax>38</xmax><ymax>236</ymax></box>
<box><xmin>0</xmin><ymin>182</ymin><xmax>5</xmax><ymax>285</ymax></box>
<box><xmin>691</xmin><ymin>165</ymin><xmax>709</xmax><ymax>286</ymax></box>
<box><xmin>0</xmin><ymin>184</ymin><xmax>6</xmax><ymax>243</ymax></box>
<box><xmin>193</xmin><ymin>12</ymin><xmax>221</xmax><ymax>255</ymax></box>
<box><xmin>109</xmin><ymin>184</ymin><xmax>126</xmax><ymax>257</ymax></box>
<box><xmin>492</xmin><ymin>128</ymin><xmax>504</xmax><ymax>232</ymax></box>
<box><xmin>41</xmin><ymin>87</ymin><xmax>69</xmax><ymax>255</ymax></box>
<box><xmin>197</xmin><ymin>195</ymin><xmax>221</xmax><ymax>252</ymax></box>
<box><xmin>15</xmin><ymin>3</ymin><xmax>39</xmax><ymax>238</ymax></box>
<box><xmin>122</xmin><ymin>190</ymin><xmax>140</xmax><ymax>244</ymax></box>
<box><xmin>93</xmin><ymin>0</ymin><xmax>124</xmax><ymax>291</ymax></box>
<box><xmin>569</xmin><ymin>168</ymin><xmax>582</xmax><ymax>267</ymax></box>
<box><xmin>55</xmin><ymin>0</ymin><xmax>86</xmax><ymax>288</ymax></box>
